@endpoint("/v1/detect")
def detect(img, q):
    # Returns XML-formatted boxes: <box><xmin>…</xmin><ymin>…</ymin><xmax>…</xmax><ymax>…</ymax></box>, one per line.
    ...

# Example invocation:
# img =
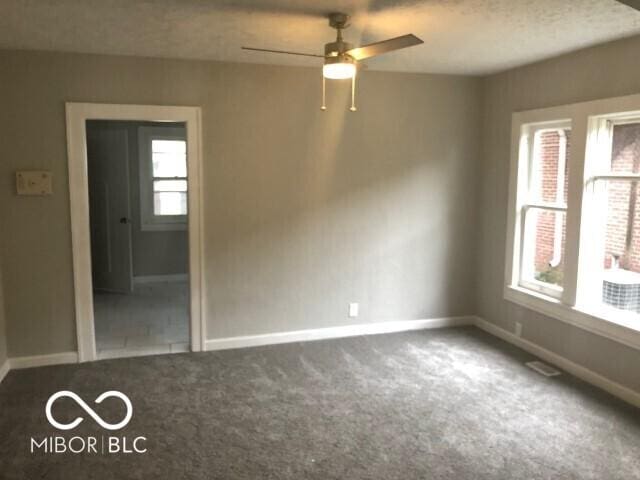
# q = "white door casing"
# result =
<box><xmin>66</xmin><ymin>103</ymin><xmax>204</xmax><ymax>362</ymax></box>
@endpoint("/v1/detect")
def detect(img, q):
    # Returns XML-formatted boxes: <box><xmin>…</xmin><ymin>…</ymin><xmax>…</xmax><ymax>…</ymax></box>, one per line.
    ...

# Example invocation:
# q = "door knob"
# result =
<box><xmin>119</xmin><ymin>217</ymin><xmax>130</xmax><ymax>224</ymax></box>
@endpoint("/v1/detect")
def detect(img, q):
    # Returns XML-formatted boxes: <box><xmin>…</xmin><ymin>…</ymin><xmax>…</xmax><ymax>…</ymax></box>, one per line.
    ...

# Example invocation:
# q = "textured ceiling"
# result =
<box><xmin>1</xmin><ymin>0</ymin><xmax>639</xmax><ymax>75</ymax></box>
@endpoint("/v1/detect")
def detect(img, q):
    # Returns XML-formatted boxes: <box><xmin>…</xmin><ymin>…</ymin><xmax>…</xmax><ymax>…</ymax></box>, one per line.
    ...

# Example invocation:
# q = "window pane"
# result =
<box><xmin>151</xmin><ymin>139</ymin><xmax>187</xmax><ymax>178</ymax></box>
<box><xmin>153</xmin><ymin>180</ymin><xmax>187</xmax><ymax>192</ymax></box>
<box><xmin>152</xmin><ymin>152</ymin><xmax>187</xmax><ymax>178</ymax></box>
<box><xmin>601</xmin><ymin>181</ymin><xmax>640</xmax><ymax>315</ymax></box>
<box><xmin>154</xmin><ymin>192</ymin><xmax>187</xmax><ymax>216</ymax></box>
<box><xmin>152</xmin><ymin>139</ymin><xmax>186</xmax><ymax>154</ymax></box>
<box><xmin>610</xmin><ymin>123</ymin><xmax>640</xmax><ymax>174</ymax></box>
<box><xmin>523</xmin><ymin>208</ymin><xmax>567</xmax><ymax>287</ymax></box>
<box><xmin>530</xmin><ymin>129</ymin><xmax>570</xmax><ymax>205</ymax></box>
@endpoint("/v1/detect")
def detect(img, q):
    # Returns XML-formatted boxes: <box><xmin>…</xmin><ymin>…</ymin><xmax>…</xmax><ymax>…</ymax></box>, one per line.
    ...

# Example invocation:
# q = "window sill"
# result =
<box><xmin>504</xmin><ymin>285</ymin><xmax>640</xmax><ymax>351</ymax></box>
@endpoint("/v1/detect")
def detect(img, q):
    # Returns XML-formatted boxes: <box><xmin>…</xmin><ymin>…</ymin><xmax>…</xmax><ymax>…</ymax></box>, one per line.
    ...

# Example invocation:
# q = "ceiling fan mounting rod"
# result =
<box><xmin>325</xmin><ymin>12</ymin><xmax>353</xmax><ymax>58</ymax></box>
<box><xmin>328</xmin><ymin>12</ymin><xmax>350</xmax><ymax>31</ymax></box>
<box><xmin>329</xmin><ymin>12</ymin><xmax>350</xmax><ymax>50</ymax></box>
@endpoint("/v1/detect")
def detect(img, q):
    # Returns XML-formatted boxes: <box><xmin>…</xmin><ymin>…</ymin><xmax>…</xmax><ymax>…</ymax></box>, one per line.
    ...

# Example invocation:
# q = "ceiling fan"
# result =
<box><xmin>242</xmin><ymin>12</ymin><xmax>424</xmax><ymax>111</ymax></box>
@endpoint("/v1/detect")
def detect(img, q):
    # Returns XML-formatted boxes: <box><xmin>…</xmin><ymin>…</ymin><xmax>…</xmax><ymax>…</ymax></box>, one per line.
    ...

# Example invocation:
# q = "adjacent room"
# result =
<box><xmin>87</xmin><ymin>120</ymin><xmax>190</xmax><ymax>358</ymax></box>
<box><xmin>0</xmin><ymin>1</ymin><xmax>639</xmax><ymax>478</ymax></box>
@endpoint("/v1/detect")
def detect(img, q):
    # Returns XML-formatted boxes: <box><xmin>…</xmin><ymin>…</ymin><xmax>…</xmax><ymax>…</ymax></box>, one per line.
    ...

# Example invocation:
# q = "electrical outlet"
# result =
<box><xmin>514</xmin><ymin>321</ymin><xmax>523</xmax><ymax>337</ymax></box>
<box><xmin>348</xmin><ymin>303</ymin><xmax>359</xmax><ymax>318</ymax></box>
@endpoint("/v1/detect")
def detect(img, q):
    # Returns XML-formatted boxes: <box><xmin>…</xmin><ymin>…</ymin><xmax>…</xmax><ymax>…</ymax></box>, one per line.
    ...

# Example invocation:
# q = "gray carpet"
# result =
<box><xmin>0</xmin><ymin>327</ymin><xmax>639</xmax><ymax>479</ymax></box>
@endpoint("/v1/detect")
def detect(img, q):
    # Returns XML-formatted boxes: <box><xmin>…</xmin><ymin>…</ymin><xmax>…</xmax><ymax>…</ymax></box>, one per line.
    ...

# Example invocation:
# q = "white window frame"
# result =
<box><xmin>505</xmin><ymin>93</ymin><xmax>640</xmax><ymax>350</ymax></box>
<box><xmin>138</xmin><ymin>126</ymin><xmax>188</xmax><ymax>231</ymax></box>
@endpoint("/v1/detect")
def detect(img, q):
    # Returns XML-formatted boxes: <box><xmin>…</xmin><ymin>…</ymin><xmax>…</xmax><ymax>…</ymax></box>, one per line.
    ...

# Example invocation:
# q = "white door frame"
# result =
<box><xmin>66</xmin><ymin>103</ymin><xmax>205</xmax><ymax>362</ymax></box>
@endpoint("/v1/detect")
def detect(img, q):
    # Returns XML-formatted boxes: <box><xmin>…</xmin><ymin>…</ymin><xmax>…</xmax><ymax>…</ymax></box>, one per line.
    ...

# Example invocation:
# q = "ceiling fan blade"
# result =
<box><xmin>242</xmin><ymin>47</ymin><xmax>324</xmax><ymax>58</ymax></box>
<box><xmin>616</xmin><ymin>0</ymin><xmax>640</xmax><ymax>11</ymax></box>
<box><xmin>346</xmin><ymin>34</ymin><xmax>423</xmax><ymax>61</ymax></box>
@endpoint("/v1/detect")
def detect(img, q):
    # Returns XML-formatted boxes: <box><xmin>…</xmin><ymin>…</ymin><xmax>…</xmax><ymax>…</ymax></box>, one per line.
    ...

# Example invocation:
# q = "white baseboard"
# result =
<box><xmin>133</xmin><ymin>274</ymin><xmax>188</xmax><ymax>284</ymax></box>
<box><xmin>205</xmin><ymin>316</ymin><xmax>475</xmax><ymax>352</ymax></box>
<box><xmin>474</xmin><ymin>317</ymin><xmax>640</xmax><ymax>409</ymax></box>
<box><xmin>9</xmin><ymin>351</ymin><xmax>78</xmax><ymax>370</ymax></box>
<box><xmin>0</xmin><ymin>359</ymin><xmax>9</xmax><ymax>384</ymax></box>
<box><xmin>2</xmin><ymin>316</ymin><xmax>638</xmax><ymax>411</ymax></box>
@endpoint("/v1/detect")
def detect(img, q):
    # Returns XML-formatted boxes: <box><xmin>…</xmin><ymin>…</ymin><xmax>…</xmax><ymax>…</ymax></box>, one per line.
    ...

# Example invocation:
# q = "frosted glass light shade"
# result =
<box><xmin>323</xmin><ymin>62</ymin><xmax>356</xmax><ymax>79</ymax></box>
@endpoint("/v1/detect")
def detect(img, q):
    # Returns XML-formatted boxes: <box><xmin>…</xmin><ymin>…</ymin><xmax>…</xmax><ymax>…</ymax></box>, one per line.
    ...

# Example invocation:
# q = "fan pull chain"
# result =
<box><xmin>350</xmin><ymin>69</ymin><xmax>357</xmax><ymax>112</ymax></box>
<box><xmin>321</xmin><ymin>75</ymin><xmax>327</xmax><ymax>111</ymax></box>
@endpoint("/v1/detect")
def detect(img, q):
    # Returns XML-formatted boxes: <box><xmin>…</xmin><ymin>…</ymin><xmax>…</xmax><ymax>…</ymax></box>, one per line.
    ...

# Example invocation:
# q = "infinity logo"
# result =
<box><xmin>45</xmin><ymin>391</ymin><xmax>133</xmax><ymax>431</ymax></box>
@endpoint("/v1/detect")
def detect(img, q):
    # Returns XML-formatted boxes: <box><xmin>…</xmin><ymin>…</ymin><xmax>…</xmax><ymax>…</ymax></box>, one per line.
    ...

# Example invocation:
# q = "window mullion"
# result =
<box><xmin>559</xmin><ymin>116</ymin><xmax>587</xmax><ymax>307</ymax></box>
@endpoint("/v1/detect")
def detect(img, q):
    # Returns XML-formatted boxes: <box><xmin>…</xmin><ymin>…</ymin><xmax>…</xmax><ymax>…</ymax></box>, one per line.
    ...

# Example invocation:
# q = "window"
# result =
<box><xmin>581</xmin><ymin>119</ymin><xmax>640</xmax><ymax>323</ymax></box>
<box><xmin>139</xmin><ymin>127</ymin><xmax>188</xmax><ymax>231</ymax></box>
<box><xmin>151</xmin><ymin>139</ymin><xmax>187</xmax><ymax>216</ymax></box>
<box><xmin>506</xmin><ymin>94</ymin><xmax>640</xmax><ymax>347</ymax></box>
<box><xmin>517</xmin><ymin>123</ymin><xmax>571</xmax><ymax>298</ymax></box>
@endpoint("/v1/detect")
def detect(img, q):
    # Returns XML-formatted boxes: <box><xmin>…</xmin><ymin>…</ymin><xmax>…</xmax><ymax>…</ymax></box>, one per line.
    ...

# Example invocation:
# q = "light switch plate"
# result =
<box><xmin>348</xmin><ymin>303</ymin><xmax>359</xmax><ymax>318</ymax></box>
<box><xmin>16</xmin><ymin>171</ymin><xmax>53</xmax><ymax>195</ymax></box>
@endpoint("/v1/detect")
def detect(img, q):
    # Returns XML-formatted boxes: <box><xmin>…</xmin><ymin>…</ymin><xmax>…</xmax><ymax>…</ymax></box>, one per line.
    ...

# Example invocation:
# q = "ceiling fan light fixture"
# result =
<box><xmin>323</xmin><ymin>56</ymin><xmax>356</xmax><ymax>79</ymax></box>
<box><xmin>323</xmin><ymin>62</ymin><xmax>356</xmax><ymax>79</ymax></box>
<box><xmin>242</xmin><ymin>12</ymin><xmax>424</xmax><ymax>110</ymax></box>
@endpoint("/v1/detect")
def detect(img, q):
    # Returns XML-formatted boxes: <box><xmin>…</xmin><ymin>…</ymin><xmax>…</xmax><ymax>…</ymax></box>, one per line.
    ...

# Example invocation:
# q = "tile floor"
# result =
<box><xmin>94</xmin><ymin>280</ymin><xmax>189</xmax><ymax>359</ymax></box>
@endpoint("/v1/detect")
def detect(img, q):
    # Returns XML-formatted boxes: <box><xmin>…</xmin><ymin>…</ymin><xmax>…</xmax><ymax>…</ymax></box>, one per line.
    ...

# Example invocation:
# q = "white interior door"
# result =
<box><xmin>87</xmin><ymin>126</ymin><xmax>134</xmax><ymax>293</ymax></box>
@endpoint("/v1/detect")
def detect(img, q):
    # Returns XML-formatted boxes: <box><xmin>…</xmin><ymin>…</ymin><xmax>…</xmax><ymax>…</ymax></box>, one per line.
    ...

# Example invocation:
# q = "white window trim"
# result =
<box><xmin>505</xmin><ymin>93</ymin><xmax>640</xmax><ymax>351</ymax></box>
<box><xmin>138</xmin><ymin>126</ymin><xmax>187</xmax><ymax>232</ymax></box>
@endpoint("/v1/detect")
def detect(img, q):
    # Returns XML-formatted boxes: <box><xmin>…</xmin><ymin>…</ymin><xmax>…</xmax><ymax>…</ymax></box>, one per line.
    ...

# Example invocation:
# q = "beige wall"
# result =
<box><xmin>478</xmin><ymin>35</ymin><xmax>640</xmax><ymax>392</ymax></box>
<box><xmin>2</xmin><ymin>37</ymin><xmax>640</xmax><ymax>394</ymax></box>
<box><xmin>0</xmin><ymin>49</ymin><xmax>481</xmax><ymax>356</ymax></box>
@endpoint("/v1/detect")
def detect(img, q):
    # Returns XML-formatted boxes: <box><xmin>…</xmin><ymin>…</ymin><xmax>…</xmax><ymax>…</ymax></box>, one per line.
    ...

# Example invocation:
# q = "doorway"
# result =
<box><xmin>87</xmin><ymin>120</ymin><xmax>190</xmax><ymax>359</ymax></box>
<box><xmin>66</xmin><ymin>103</ymin><xmax>204</xmax><ymax>362</ymax></box>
